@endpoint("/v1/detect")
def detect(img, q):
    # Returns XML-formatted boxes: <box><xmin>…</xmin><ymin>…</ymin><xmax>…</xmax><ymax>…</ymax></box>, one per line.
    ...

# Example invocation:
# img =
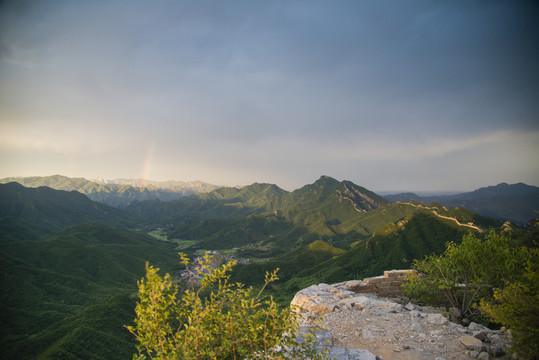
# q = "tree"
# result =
<box><xmin>480</xmin><ymin>247</ymin><xmax>539</xmax><ymax>359</ymax></box>
<box><xmin>403</xmin><ymin>232</ymin><xmax>513</xmax><ymax>319</ymax></box>
<box><xmin>126</xmin><ymin>253</ymin><xmax>329</xmax><ymax>360</ymax></box>
<box><xmin>403</xmin><ymin>230</ymin><xmax>539</xmax><ymax>358</ymax></box>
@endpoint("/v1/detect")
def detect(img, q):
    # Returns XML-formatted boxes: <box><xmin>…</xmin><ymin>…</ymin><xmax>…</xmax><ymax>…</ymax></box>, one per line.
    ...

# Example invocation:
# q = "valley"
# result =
<box><xmin>0</xmin><ymin>175</ymin><xmax>537</xmax><ymax>359</ymax></box>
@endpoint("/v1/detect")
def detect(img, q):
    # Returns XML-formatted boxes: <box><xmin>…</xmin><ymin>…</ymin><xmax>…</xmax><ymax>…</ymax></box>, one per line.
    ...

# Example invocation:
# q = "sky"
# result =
<box><xmin>1</xmin><ymin>0</ymin><xmax>538</xmax><ymax>192</ymax></box>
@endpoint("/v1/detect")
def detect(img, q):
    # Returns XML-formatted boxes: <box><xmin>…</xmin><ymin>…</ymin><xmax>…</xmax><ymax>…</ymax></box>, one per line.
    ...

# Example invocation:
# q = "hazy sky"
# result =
<box><xmin>1</xmin><ymin>0</ymin><xmax>538</xmax><ymax>192</ymax></box>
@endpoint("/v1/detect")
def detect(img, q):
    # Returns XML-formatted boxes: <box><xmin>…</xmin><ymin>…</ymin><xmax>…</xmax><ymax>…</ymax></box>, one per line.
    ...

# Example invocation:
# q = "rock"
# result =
<box><xmin>427</xmin><ymin>313</ymin><xmax>448</xmax><ymax>325</ymax></box>
<box><xmin>408</xmin><ymin>309</ymin><xmax>426</xmax><ymax>318</ymax></box>
<box><xmin>310</xmin><ymin>302</ymin><xmax>336</xmax><ymax>315</ymax></box>
<box><xmin>341</xmin><ymin>280</ymin><xmax>366</xmax><ymax>292</ymax></box>
<box><xmin>411</xmin><ymin>322</ymin><xmax>424</xmax><ymax>332</ymax></box>
<box><xmin>347</xmin><ymin>348</ymin><xmax>377</xmax><ymax>360</ymax></box>
<box><xmin>488</xmin><ymin>345</ymin><xmax>506</xmax><ymax>357</ymax></box>
<box><xmin>292</xmin><ymin>278</ymin><xmax>512</xmax><ymax>360</ymax></box>
<box><xmin>353</xmin><ymin>295</ymin><xmax>375</xmax><ymax>310</ymax></box>
<box><xmin>458</xmin><ymin>335</ymin><xmax>484</xmax><ymax>351</ymax></box>
<box><xmin>338</xmin><ymin>297</ymin><xmax>359</xmax><ymax>310</ymax></box>
<box><xmin>469</xmin><ymin>322</ymin><xmax>489</xmax><ymax>332</ymax></box>
<box><xmin>404</xmin><ymin>302</ymin><xmax>416</xmax><ymax>311</ymax></box>
<box><xmin>477</xmin><ymin>351</ymin><xmax>489</xmax><ymax>360</ymax></box>
<box><xmin>318</xmin><ymin>283</ymin><xmax>332</xmax><ymax>291</ymax></box>
<box><xmin>299</xmin><ymin>327</ymin><xmax>377</xmax><ymax>360</ymax></box>
<box><xmin>474</xmin><ymin>330</ymin><xmax>488</xmax><ymax>341</ymax></box>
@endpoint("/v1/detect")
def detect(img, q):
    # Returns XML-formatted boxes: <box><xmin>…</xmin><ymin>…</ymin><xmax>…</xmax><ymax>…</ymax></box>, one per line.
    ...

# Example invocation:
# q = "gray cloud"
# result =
<box><xmin>1</xmin><ymin>0</ymin><xmax>538</xmax><ymax>191</ymax></box>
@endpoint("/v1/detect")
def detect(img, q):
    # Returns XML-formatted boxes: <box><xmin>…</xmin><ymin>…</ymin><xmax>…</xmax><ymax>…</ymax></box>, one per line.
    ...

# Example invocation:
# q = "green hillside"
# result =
<box><xmin>0</xmin><ymin>182</ymin><xmax>137</xmax><ymax>232</ymax></box>
<box><xmin>127</xmin><ymin>182</ymin><xmax>289</xmax><ymax>225</ymax></box>
<box><xmin>0</xmin><ymin>217</ymin><xmax>55</xmax><ymax>243</ymax></box>
<box><xmin>0</xmin><ymin>223</ymin><xmax>179</xmax><ymax>360</ymax></box>
<box><xmin>0</xmin><ymin>177</ymin><xmax>514</xmax><ymax>359</ymax></box>
<box><xmin>230</xmin><ymin>211</ymin><xmax>475</xmax><ymax>304</ymax></box>
<box><xmin>127</xmin><ymin>176</ymin><xmax>500</xmax><ymax>259</ymax></box>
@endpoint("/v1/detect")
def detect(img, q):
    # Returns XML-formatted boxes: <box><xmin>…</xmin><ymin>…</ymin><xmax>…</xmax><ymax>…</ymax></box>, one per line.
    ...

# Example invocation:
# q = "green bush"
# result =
<box><xmin>126</xmin><ymin>253</ymin><xmax>329</xmax><ymax>360</ymax></box>
<box><xmin>403</xmin><ymin>230</ymin><xmax>539</xmax><ymax>358</ymax></box>
<box><xmin>403</xmin><ymin>232</ymin><xmax>509</xmax><ymax>318</ymax></box>
<box><xmin>480</xmin><ymin>247</ymin><xmax>539</xmax><ymax>359</ymax></box>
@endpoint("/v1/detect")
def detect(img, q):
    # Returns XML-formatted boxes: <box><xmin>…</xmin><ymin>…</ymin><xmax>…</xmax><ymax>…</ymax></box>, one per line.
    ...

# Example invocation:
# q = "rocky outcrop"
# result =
<box><xmin>292</xmin><ymin>279</ymin><xmax>512</xmax><ymax>360</ymax></box>
<box><xmin>337</xmin><ymin>182</ymin><xmax>388</xmax><ymax>212</ymax></box>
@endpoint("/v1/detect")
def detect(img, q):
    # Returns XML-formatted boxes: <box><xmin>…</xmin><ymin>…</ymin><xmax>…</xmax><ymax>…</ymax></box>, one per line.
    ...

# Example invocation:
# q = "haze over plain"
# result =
<box><xmin>1</xmin><ymin>0</ymin><xmax>538</xmax><ymax>192</ymax></box>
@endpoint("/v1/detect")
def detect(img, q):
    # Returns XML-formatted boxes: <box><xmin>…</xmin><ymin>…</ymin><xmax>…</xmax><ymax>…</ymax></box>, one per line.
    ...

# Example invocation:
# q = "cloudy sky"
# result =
<box><xmin>1</xmin><ymin>0</ymin><xmax>538</xmax><ymax>192</ymax></box>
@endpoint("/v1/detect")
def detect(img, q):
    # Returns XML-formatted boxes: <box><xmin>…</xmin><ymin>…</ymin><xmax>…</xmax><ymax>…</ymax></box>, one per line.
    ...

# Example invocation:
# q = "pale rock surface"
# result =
<box><xmin>458</xmin><ymin>335</ymin><xmax>484</xmax><ymax>351</ymax></box>
<box><xmin>292</xmin><ymin>280</ymin><xmax>512</xmax><ymax>360</ymax></box>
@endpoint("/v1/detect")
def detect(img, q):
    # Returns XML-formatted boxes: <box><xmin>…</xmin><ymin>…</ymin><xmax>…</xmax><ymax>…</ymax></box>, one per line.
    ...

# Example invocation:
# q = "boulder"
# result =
<box><xmin>427</xmin><ymin>313</ymin><xmax>448</xmax><ymax>325</ymax></box>
<box><xmin>469</xmin><ymin>322</ymin><xmax>489</xmax><ymax>332</ymax></box>
<box><xmin>473</xmin><ymin>330</ymin><xmax>488</xmax><ymax>341</ymax></box>
<box><xmin>404</xmin><ymin>302</ymin><xmax>416</xmax><ymax>311</ymax></box>
<box><xmin>458</xmin><ymin>335</ymin><xmax>484</xmax><ymax>351</ymax></box>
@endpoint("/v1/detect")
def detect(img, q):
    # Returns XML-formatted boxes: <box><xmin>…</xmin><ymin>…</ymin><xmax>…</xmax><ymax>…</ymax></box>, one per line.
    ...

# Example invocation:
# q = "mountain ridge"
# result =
<box><xmin>0</xmin><ymin>175</ymin><xmax>217</xmax><ymax>207</ymax></box>
<box><xmin>0</xmin><ymin>175</ymin><xmax>529</xmax><ymax>360</ymax></box>
<box><xmin>384</xmin><ymin>182</ymin><xmax>539</xmax><ymax>224</ymax></box>
<box><xmin>0</xmin><ymin>182</ymin><xmax>137</xmax><ymax>233</ymax></box>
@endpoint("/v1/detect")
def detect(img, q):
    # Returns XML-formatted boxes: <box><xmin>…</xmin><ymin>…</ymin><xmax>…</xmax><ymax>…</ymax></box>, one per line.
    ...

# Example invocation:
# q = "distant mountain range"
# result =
<box><xmin>125</xmin><ymin>175</ymin><xmax>504</xmax><ymax>255</ymax></box>
<box><xmin>91</xmin><ymin>176</ymin><xmax>218</xmax><ymax>192</ymax></box>
<box><xmin>3</xmin><ymin>174</ymin><xmax>536</xmax><ymax>225</ymax></box>
<box><xmin>384</xmin><ymin>182</ymin><xmax>539</xmax><ymax>225</ymax></box>
<box><xmin>1</xmin><ymin>175</ymin><xmax>536</xmax><ymax>359</ymax></box>
<box><xmin>0</xmin><ymin>175</ymin><xmax>217</xmax><ymax>207</ymax></box>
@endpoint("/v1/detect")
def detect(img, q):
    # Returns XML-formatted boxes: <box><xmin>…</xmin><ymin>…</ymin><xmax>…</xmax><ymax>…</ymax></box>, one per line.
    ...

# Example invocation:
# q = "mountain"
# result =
<box><xmin>384</xmin><ymin>183</ymin><xmax>539</xmax><ymax>225</ymax></box>
<box><xmin>0</xmin><ymin>182</ymin><xmax>137</xmax><ymax>234</ymax></box>
<box><xmin>0</xmin><ymin>183</ymin><xmax>181</xmax><ymax>358</ymax></box>
<box><xmin>0</xmin><ymin>175</ymin><xmax>522</xmax><ymax>359</ymax></box>
<box><xmin>443</xmin><ymin>182</ymin><xmax>539</xmax><ymax>200</ymax></box>
<box><xmin>230</xmin><ymin>210</ymin><xmax>480</xmax><ymax>305</ymax></box>
<box><xmin>276</xmin><ymin>176</ymin><xmax>389</xmax><ymax>235</ymax></box>
<box><xmin>92</xmin><ymin>177</ymin><xmax>218</xmax><ymax>193</ymax></box>
<box><xmin>0</xmin><ymin>175</ymin><xmax>216</xmax><ymax>207</ymax></box>
<box><xmin>128</xmin><ymin>176</ymin><xmax>497</xmax><ymax>257</ymax></box>
<box><xmin>0</xmin><ymin>223</ymin><xmax>179</xmax><ymax>359</ymax></box>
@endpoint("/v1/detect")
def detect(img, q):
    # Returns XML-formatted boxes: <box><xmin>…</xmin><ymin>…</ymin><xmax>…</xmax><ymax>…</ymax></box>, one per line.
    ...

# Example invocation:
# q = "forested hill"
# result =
<box><xmin>0</xmin><ymin>182</ymin><xmax>137</xmax><ymax>234</ymax></box>
<box><xmin>3</xmin><ymin>175</ymin><xmax>536</xmax><ymax>225</ymax></box>
<box><xmin>0</xmin><ymin>176</ymin><xmax>531</xmax><ymax>359</ymax></box>
<box><xmin>384</xmin><ymin>182</ymin><xmax>539</xmax><ymax>224</ymax></box>
<box><xmin>126</xmin><ymin>176</ymin><xmax>502</xmax><ymax>257</ymax></box>
<box><xmin>0</xmin><ymin>183</ymin><xmax>181</xmax><ymax>359</ymax></box>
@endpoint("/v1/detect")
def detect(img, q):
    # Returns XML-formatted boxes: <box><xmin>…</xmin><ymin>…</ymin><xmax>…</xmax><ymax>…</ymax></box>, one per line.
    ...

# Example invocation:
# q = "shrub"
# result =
<box><xmin>402</xmin><ymin>232</ymin><xmax>510</xmax><ymax>319</ymax></box>
<box><xmin>480</xmin><ymin>247</ymin><xmax>539</xmax><ymax>359</ymax></box>
<box><xmin>126</xmin><ymin>253</ymin><xmax>329</xmax><ymax>360</ymax></box>
<box><xmin>403</xmin><ymin>230</ymin><xmax>539</xmax><ymax>358</ymax></box>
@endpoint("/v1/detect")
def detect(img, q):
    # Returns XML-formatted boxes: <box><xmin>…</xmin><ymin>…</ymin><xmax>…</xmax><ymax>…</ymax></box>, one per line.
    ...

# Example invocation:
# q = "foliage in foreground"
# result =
<box><xmin>403</xmin><ymin>230</ymin><xmax>539</xmax><ymax>358</ymax></box>
<box><xmin>126</xmin><ymin>253</ymin><xmax>330</xmax><ymax>360</ymax></box>
<box><xmin>480</xmin><ymin>248</ymin><xmax>539</xmax><ymax>359</ymax></box>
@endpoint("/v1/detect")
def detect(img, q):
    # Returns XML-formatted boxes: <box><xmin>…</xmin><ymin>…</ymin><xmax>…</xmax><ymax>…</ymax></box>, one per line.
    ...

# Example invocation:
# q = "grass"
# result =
<box><xmin>147</xmin><ymin>229</ymin><xmax>168</xmax><ymax>241</ymax></box>
<box><xmin>147</xmin><ymin>229</ymin><xmax>199</xmax><ymax>250</ymax></box>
